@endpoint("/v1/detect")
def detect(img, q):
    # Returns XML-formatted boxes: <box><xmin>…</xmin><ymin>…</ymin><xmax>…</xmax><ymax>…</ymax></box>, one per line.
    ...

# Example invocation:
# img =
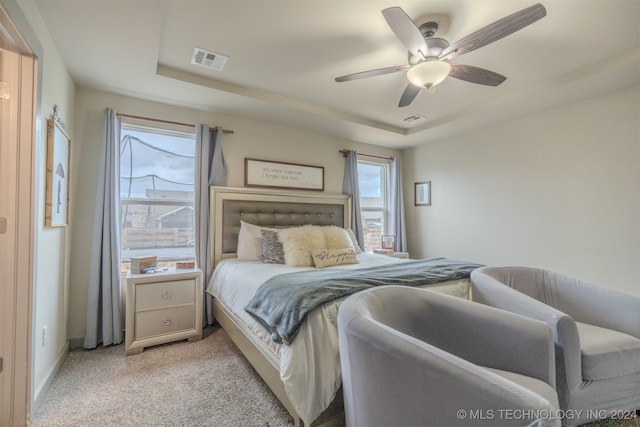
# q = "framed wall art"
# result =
<box><xmin>381</xmin><ymin>234</ymin><xmax>395</xmax><ymax>251</ymax></box>
<box><xmin>244</xmin><ymin>158</ymin><xmax>324</xmax><ymax>191</ymax></box>
<box><xmin>45</xmin><ymin>118</ymin><xmax>71</xmax><ymax>226</ymax></box>
<box><xmin>414</xmin><ymin>181</ymin><xmax>431</xmax><ymax>206</ymax></box>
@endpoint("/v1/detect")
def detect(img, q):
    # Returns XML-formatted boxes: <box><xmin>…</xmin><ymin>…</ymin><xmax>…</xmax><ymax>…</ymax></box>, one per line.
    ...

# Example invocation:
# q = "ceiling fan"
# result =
<box><xmin>335</xmin><ymin>3</ymin><xmax>546</xmax><ymax>107</ymax></box>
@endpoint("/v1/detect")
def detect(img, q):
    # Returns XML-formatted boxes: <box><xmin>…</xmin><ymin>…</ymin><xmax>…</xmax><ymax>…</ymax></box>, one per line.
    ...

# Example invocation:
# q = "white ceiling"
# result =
<box><xmin>34</xmin><ymin>0</ymin><xmax>640</xmax><ymax>149</ymax></box>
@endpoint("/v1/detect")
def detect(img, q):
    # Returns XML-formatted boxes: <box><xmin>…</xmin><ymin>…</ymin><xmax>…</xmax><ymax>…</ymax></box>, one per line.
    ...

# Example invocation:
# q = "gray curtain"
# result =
<box><xmin>84</xmin><ymin>108</ymin><xmax>122</xmax><ymax>348</ymax></box>
<box><xmin>195</xmin><ymin>125</ymin><xmax>226</xmax><ymax>326</ymax></box>
<box><xmin>389</xmin><ymin>157</ymin><xmax>407</xmax><ymax>252</ymax></box>
<box><xmin>342</xmin><ymin>150</ymin><xmax>364</xmax><ymax>249</ymax></box>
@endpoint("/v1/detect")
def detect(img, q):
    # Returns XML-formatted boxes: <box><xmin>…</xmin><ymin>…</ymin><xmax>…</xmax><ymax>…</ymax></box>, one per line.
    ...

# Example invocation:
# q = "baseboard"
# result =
<box><xmin>68</xmin><ymin>336</ymin><xmax>84</xmax><ymax>349</ymax></box>
<box><xmin>69</xmin><ymin>326</ymin><xmax>127</xmax><ymax>350</ymax></box>
<box><xmin>31</xmin><ymin>340</ymin><xmax>69</xmax><ymax>418</ymax></box>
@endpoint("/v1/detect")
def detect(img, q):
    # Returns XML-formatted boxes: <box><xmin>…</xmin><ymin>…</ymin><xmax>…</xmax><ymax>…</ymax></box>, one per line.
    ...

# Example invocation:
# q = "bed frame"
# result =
<box><xmin>209</xmin><ymin>186</ymin><xmax>351</xmax><ymax>427</ymax></box>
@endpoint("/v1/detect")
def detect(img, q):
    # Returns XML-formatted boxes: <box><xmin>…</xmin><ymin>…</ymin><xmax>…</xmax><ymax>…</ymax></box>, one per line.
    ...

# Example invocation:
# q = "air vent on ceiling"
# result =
<box><xmin>402</xmin><ymin>115</ymin><xmax>427</xmax><ymax>124</ymax></box>
<box><xmin>191</xmin><ymin>47</ymin><xmax>228</xmax><ymax>71</ymax></box>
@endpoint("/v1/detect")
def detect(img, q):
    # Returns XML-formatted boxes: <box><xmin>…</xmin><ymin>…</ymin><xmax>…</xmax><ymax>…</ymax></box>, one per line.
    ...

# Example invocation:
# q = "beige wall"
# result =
<box><xmin>14</xmin><ymin>0</ymin><xmax>75</xmax><ymax>407</ymax></box>
<box><xmin>68</xmin><ymin>87</ymin><xmax>400</xmax><ymax>342</ymax></box>
<box><xmin>403</xmin><ymin>86</ymin><xmax>640</xmax><ymax>296</ymax></box>
<box><xmin>11</xmin><ymin>0</ymin><xmax>640</xmax><ymax>411</ymax></box>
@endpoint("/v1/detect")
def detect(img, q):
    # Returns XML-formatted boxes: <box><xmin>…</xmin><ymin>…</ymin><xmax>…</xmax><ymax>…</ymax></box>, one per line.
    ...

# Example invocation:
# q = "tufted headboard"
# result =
<box><xmin>210</xmin><ymin>186</ymin><xmax>351</xmax><ymax>265</ymax></box>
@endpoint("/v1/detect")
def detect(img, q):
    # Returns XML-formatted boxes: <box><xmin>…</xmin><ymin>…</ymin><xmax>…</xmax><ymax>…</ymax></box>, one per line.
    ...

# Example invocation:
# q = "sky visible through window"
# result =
<box><xmin>358</xmin><ymin>163</ymin><xmax>382</xmax><ymax>197</ymax></box>
<box><xmin>120</xmin><ymin>128</ymin><xmax>194</xmax><ymax>198</ymax></box>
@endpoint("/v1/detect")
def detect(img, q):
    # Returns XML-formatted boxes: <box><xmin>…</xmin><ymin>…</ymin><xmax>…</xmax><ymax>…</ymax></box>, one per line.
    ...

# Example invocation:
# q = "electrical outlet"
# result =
<box><xmin>43</xmin><ymin>325</ymin><xmax>48</xmax><ymax>347</ymax></box>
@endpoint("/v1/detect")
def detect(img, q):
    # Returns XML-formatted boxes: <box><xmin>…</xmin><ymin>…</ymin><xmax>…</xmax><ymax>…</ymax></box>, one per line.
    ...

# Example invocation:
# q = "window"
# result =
<box><xmin>119</xmin><ymin>120</ymin><xmax>196</xmax><ymax>273</ymax></box>
<box><xmin>357</xmin><ymin>159</ymin><xmax>390</xmax><ymax>252</ymax></box>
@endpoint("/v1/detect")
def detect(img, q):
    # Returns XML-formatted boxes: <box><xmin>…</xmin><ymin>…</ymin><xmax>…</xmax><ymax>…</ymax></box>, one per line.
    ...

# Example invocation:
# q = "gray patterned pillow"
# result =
<box><xmin>261</xmin><ymin>229</ymin><xmax>285</xmax><ymax>264</ymax></box>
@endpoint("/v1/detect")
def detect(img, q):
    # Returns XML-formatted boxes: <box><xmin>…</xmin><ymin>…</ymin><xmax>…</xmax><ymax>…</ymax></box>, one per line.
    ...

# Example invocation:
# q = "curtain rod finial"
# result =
<box><xmin>340</xmin><ymin>149</ymin><xmax>393</xmax><ymax>162</ymax></box>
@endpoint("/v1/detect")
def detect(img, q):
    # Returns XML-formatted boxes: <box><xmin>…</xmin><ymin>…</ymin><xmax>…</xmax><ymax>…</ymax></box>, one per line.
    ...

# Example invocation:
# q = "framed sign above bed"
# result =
<box><xmin>244</xmin><ymin>158</ymin><xmax>324</xmax><ymax>191</ymax></box>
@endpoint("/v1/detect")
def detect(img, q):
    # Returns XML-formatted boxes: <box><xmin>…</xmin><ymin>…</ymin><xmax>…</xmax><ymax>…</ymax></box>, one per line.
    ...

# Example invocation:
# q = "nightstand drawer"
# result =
<box><xmin>135</xmin><ymin>305</ymin><xmax>196</xmax><ymax>339</ymax></box>
<box><xmin>135</xmin><ymin>279</ymin><xmax>196</xmax><ymax>311</ymax></box>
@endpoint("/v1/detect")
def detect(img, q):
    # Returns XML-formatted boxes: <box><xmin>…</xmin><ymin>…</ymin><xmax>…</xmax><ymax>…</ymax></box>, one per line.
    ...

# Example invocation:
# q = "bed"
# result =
<box><xmin>206</xmin><ymin>186</ymin><xmax>477</xmax><ymax>426</ymax></box>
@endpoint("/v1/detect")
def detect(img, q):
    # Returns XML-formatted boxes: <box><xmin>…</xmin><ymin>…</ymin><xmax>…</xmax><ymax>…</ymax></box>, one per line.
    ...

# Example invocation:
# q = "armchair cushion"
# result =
<box><xmin>576</xmin><ymin>322</ymin><xmax>640</xmax><ymax>380</ymax></box>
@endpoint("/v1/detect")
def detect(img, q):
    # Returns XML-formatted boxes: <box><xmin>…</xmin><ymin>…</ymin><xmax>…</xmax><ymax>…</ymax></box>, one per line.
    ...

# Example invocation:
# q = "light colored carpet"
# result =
<box><xmin>30</xmin><ymin>325</ymin><xmax>638</xmax><ymax>427</ymax></box>
<box><xmin>30</xmin><ymin>327</ymin><xmax>294</xmax><ymax>427</ymax></box>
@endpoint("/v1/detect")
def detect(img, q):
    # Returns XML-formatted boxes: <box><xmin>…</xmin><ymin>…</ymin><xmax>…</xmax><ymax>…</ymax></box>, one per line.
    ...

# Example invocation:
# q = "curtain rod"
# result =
<box><xmin>116</xmin><ymin>113</ymin><xmax>234</xmax><ymax>134</ymax></box>
<box><xmin>339</xmin><ymin>149</ymin><xmax>394</xmax><ymax>161</ymax></box>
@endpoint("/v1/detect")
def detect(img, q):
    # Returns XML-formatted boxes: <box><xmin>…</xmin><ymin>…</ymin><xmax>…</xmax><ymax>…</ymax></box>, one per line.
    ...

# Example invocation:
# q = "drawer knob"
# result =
<box><xmin>163</xmin><ymin>318</ymin><xmax>172</xmax><ymax>326</ymax></box>
<box><xmin>163</xmin><ymin>291</ymin><xmax>171</xmax><ymax>299</ymax></box>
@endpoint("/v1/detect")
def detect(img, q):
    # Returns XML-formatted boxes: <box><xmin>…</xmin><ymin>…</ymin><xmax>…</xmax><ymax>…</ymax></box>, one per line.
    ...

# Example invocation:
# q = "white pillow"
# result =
<box><xmin>324</xmin><ymin>226</ymin><xmax>355</xmax><ymax>250</ymax></box>
<box><xmin>236</xmin><ymin>220</ymin><xmax>263</xmax><ymax>260</ymax></box>
<box><xmin>278</xmin><ymin>225</ymin><xmax>327</xmax><ymax>267</ymax></box>
<box><xmin>311</xmin><ymin>248</ymin><xmax>358</xmax><ymax>268</ymax></box>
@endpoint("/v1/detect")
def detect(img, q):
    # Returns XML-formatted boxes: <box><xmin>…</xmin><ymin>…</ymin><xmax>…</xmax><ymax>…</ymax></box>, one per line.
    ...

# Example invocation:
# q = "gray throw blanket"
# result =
<box><xmin>244</xmin><ymin>257</ymin><xmax>483</xmax><ymax>344</ymax></box>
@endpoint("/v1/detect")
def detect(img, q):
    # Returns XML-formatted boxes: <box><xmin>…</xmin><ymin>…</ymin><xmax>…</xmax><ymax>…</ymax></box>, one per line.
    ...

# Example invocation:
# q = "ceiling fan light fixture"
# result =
<box><xmin>406</xmin><ymin>60</ymin><xmax>451</xmax><ymax>90</ymax></box>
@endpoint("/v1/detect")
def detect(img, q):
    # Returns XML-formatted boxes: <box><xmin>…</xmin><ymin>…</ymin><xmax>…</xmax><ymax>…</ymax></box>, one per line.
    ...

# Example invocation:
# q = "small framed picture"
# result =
<box><xmin>45</xmin><ymin>118</ymin><xmax>71</xmax><ymax>226</ymax></box>
<box><xmin>381</xmin><ymin>235</ymin><xmax>395</xmax><ymax>250</ymax></box>
<box><xmin>414</xmin><ymin>181</ymin><xmax>431</xmax><ymax>206</ymax></box>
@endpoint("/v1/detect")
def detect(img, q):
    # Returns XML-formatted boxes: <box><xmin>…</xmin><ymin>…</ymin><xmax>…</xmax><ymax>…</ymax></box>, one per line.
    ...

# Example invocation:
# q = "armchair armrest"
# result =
<box><xmin>349</xmin><ymin>287</ymin><xmax>556</xmax><ymax>386</ymax></box>
<box><xmin>413</xmin><ymin>295</ymin><xmax>556</xmax><ymax>388</ymax></box>
<box><xmin>340</xmin><ymin>315</ymin><xmax>560</xmax><ymax>427</ymax></box>
<box><xmin>471</xmin><ymin>269</ymin><xmax>583</xmax><ymax>391</ymax></box>
<box><xmin>547</xmin><ymin>273</ymin><xmax>640</xmax><ymax>339</ymax></box>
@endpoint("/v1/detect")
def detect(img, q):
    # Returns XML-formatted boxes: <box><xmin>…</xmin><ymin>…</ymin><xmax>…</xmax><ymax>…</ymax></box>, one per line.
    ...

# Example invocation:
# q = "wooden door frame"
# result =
<box><xmin>0</xmin><ymin>2</ymin><xmax>37</xmax><ymax>425</ymax></box>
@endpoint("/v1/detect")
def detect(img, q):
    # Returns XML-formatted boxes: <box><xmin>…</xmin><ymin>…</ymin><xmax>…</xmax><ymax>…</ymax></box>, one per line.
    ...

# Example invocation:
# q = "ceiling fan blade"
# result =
<box><xmin>439</xmin><ymin>3</ymin><xmax>546</xmax><ymax>60</ymax></box>
<box><xmin>398</xmin><ymin>83</ymin><xmax>421</xmax><ymax>107</ymax></box>
<box><xmin>335</xmin><ymin>65</ymin><xmax>410</xmax><ymax>82</ymax></box>
<box><xmin>448</xmin><ymin>64</ymin><xmax>506</xmax><ymax>86</ymax></box>
<box><xmin>382</xmin><ymin>7</ymin><xmax>429</xmax><ymax>59</ymax></box>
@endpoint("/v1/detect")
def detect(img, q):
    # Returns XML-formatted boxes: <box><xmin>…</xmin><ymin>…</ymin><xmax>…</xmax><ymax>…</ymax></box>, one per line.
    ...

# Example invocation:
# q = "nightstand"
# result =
<box><xmin>125</xmin><ymin>268</ymin><xmax>203</xmax><ymax>355</ymax></box>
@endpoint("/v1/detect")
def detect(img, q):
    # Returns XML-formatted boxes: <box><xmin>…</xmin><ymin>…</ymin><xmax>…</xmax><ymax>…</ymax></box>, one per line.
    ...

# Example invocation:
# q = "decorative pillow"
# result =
<box><xmin>311</xmin><ymin>248</ymin><xmax>359</xmax><ymax>268</ymax></box>
<box><xmin>346</xmin><ymin>228</ymin><xmax>363</xmax><ymax>254</ymax></box>
<box><xmin>278</xmin><ymin>225</ymin><xmax>327</xmax><ymax>267</ymax></box>
<box><xmin>324</xmin><ymin>226</ymin><xmax>355</xmax><ymax>250</ymax></box>
<box><xmin>261</xmin><ymin>229</ymin><xmax>285</xmax><ymax>264</ymax></box>
<box><xmin>237</xmin><ymin>220</ymin><xmax>263</xmax><ymax>260</ymax></box>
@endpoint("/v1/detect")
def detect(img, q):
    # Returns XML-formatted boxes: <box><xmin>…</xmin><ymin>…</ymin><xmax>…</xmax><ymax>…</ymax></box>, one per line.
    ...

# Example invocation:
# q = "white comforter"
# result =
<box><xmin>206</xmin><ymin>253</ymin><xmax>470</xmax><ymax>425</ymax></box>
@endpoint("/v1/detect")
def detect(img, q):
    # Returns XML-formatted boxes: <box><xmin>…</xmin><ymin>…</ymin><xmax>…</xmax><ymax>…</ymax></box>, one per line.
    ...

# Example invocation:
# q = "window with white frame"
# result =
<box><xmin>357</xmin><ymin>158</ymin><xmax>391</xmax><ymax>252</ymax></box>
<box><xmin>119</xmin><ymin>119</ymin><xmax>196</xmax><ymax>272</ymax></box>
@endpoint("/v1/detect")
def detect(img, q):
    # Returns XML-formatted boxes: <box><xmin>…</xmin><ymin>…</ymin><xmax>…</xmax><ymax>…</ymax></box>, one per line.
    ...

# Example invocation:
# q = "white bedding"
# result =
<box><xmin>207</xmin><ymin>253</ymin><xmax>471</xmax><ymax>425</ymax></box>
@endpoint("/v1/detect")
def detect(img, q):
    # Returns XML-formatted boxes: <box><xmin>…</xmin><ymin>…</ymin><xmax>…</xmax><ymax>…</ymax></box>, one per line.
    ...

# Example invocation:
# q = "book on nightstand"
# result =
<box><xmin>176</xmin><ymin>261</ymin><xmax>195</xmax><ymax>269</ymax></box>
<box><xmin>130</xmin><ymin>255</ymin><xmax>157</xmax><ymax>274</ymax></box>
<box><xmin>373</xmin><ymin>249</ymin><xmax>395</xmax><ymax>255</ymax></box>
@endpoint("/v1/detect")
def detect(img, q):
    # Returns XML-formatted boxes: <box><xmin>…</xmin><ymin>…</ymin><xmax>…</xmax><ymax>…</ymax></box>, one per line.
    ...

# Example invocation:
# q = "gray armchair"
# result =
<box><xmin>338</xmin><ymin>286</ymin><xmax>560</xmax><ymax>427</ymax></box>
<box><xmin>471</xmin><ymin>266</ymin><xmax>640</xmax><ymax>426</ymax></box>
